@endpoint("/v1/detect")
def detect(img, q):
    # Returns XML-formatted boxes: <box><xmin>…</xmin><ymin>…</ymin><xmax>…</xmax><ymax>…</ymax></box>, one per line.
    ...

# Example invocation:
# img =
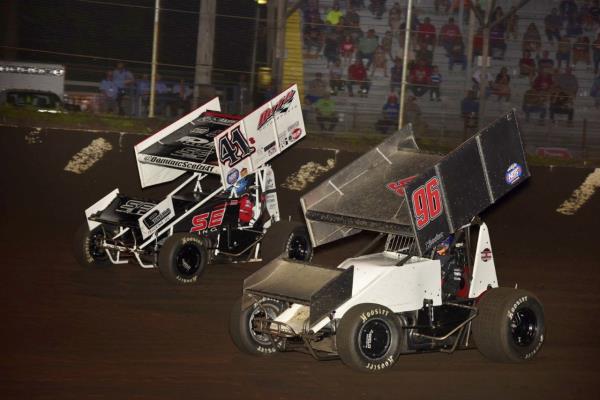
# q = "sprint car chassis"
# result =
<box><xmin>75</xmin><ymin>85</ymin><xmax>313</xmax><ymax>284</ymax></box>
<box><xmin>230</xmin><ymin>111</ymin><xmax>545</xmax><ymax>372</ymax></box>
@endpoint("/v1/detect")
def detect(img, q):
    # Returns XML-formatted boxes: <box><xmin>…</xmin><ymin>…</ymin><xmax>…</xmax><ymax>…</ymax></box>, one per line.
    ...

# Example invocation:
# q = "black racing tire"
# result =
<box><xmin>261</xmin><ymin>221</ymin><xmax>313</xmax><ymax>263</ymax></box>
<box><xmin>73</xmin><ymin>223</ymin><xmax>111</xmax><ymax>268</ymax></box>
<box><xmin>158</xmin><ymin>233</ymin><xmax>208</xmax><ymax>285</ymax></box>
<box><xmin>229</xmin><ymin>297</ymin><xmax>286</xmax><ymax>356</ymax></box>
<box><xmin>472</xmin><ymin>287</ymin><xmax>545</xmax><ymax>362</ymax></box>
<box><xmin>337</xmin><ymin>303</ymin><xmax>403</xmax><ymax>373</ymax></box>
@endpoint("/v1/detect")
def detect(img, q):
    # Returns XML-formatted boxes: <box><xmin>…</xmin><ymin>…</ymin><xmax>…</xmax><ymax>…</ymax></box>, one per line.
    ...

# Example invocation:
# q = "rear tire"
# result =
<box><xmin>73</xmin><ymin>223</ymin><xmax>111</xmax><ymax>268</ymax></box>
<box><xmin>229</xmin><ymin>297</ymin><xmax>286</xmax><ymax>356</ymax></box>
<box><xmin>261</xmin><ymin>221</ymin><xmax>313</xmax><ymax>263</ymax></box>
<box><xmin>473</xmin><ymin>287</ymin><xmax>545</xmax><ymax>362</ymax></box>
<box><xmin>337</xmin><ymin>303</ymin><xmax>403</xmax><ymax>372</ymax></box>
<box><xmin>158</xmin><ymin>233</ymin><xmax>207</xmax><ymax>285</ymax></box>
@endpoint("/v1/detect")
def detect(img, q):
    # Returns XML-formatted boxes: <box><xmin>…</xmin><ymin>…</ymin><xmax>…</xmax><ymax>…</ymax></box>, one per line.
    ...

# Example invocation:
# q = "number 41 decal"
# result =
<box><xmin>218</xmin><ymin>126</ymin><xmax>255</xmax><ymax>167</ymax></box>
<box><xmin>411</xmin><ymin>176</ymin><xmax>443</xmax><ymax>230</ymax></box>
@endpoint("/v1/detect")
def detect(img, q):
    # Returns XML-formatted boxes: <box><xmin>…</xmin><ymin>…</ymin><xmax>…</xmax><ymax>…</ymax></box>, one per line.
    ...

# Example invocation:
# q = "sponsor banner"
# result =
<box><xmin>137</xmin><ymin>154</ymin><xmax>219</xmax><ymax>174</ymax></box>
<box><xmin>139</xmin><ymin>196</ymin><xmax>175</xmax><ymax>239</ymax></box>
<box><xmin>214</xmin><ymin>84</ymin><xmax>306</xmax><ymax>189</ymax></box>
<box><xmin>535</xmin><ymin>147</ymin><xmax>573</xmax><ymax>159</ymax></box>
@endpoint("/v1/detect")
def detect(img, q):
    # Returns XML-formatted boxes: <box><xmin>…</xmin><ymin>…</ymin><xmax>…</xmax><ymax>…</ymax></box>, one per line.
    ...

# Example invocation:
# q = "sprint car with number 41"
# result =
<box><xmin>74</xmin><ymin>85</ymin><xmax>313</xmax><ymax>284</ymax></box>
<box><xmin>230</xmin><ymin>112</ymin><xmax>545</xmax><ymax>372</ymax></box>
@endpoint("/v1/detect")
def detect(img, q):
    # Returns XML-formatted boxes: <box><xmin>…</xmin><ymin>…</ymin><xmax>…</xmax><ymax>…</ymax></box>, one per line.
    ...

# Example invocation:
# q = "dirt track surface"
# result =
<box><xmin>1</xmin><ymin>126</ymin><xmax>599</xmax><ymax>399</ymax></box>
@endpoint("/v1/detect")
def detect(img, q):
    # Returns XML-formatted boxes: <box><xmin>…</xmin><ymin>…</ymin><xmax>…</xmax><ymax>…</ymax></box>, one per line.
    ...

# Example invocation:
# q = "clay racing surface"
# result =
<box><xmin>1</xmin><ymin>126</ymin><xmax>598</xmax><ymax>399</ymax></box>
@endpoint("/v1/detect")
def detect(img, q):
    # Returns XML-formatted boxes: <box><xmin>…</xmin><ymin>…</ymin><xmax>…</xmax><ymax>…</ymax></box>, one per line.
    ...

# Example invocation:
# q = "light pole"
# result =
<box><xmin>398</xmin><ymin>0</ymin><xmax>414</xmax><ymax>129</ymax></box>
<box><xmin>149</xmin><ymin>0</ymin><xmax>160</xmax><ymax>118</ymax></box>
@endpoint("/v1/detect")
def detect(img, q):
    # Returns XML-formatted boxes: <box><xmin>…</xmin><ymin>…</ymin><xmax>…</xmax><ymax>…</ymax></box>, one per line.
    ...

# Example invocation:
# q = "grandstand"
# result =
<box><xmin>296</xmin><ymin>0</ymin><xmax>600</xmax><ymax>160</ymax></box>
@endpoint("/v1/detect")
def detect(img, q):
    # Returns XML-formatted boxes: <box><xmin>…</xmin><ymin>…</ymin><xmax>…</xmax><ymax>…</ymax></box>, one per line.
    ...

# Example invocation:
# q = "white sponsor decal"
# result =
<box><xmin>64</xmin><ymin>138</ymin><xmax>112</xmax><ymax>174</ymax></box>
<box><xmin>556</xmin><ymin>168</ymin><xmax>600</xmax><ymax>215</ymax></box>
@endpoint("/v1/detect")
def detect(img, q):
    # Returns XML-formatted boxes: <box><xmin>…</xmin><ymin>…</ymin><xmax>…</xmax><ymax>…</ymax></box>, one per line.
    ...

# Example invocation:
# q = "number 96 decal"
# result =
<box><xmin>411</xmin><ymin>176</ymin><xmax>443</xmax><ymax>230</ymax></box>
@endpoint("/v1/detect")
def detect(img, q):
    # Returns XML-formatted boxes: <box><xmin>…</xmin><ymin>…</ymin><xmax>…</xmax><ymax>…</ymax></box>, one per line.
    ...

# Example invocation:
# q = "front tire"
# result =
<box><xmin>261</xmin><ymin>221</ymin><xmax>313</xmax><ymax>263</ymax></box>
<box><xmin>229</xmin><ymin>297</ymin><xmax>286</xmax><ymax>356</ymax></box>
<box><xmin>336</xmin><ymin>303</ymin><xmax>403</xmax><ymax>372</ymax></box>
<box><xmin>73</xmin><ymin>223</ymin><xmax>111</xmax><ymax>268</ymax></box>
<box><xmin>158</xmin><ymin>233</ymin><xmax>207</xmax><ymax>285</ymax></box>
<box><xmin>473</xmin><ymin>287</ymin><xmax>545</xmax><ymax>362</ymax></box>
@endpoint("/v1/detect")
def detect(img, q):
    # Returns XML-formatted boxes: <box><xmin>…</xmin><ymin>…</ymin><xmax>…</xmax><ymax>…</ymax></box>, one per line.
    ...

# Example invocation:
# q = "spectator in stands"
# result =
<box><xmin>506</xmin><ymin>6</ymin><xmax>519</xmax><ymax>40</ymax></box>
<box><xmin>565</xmin><ymin>14</ymin><xmax>583</xmax><ymax>37</ymax></box>
<box><xmin>533</xmin><ymin>70</ymin><xmax>554</xmax><ymax>93</ymax></box>
<box><xmin>403</xmin><ymin>95</ymin><xmax>422</xmax><ymax>126</ymax></box>
<box><xmin>492</xmin><ymin>67</ymin><xmax>511</xmax><ymax>102</ymax></box>
<box><xmin>350</xmin><ymin>0</ymin><xmax>365</xmax><ymax>9</ymax></box>
<box><xmin>416</xmin><ymin>43</ymin><xmax>434</xmax><ymax>66</ymax></box>
<box><xmin>490</xmin><ymin>23</ymin><xmax>507</xmax><ymax>59</ymax></box>
<box><xmin>572</xmin><ymin>36</ymin><xmax>591</xmax><ymax>66</ymax></box>
<box><xmin>340</xmin><ymin>35</ymin><xmax>355</xmax><ymax>64</ymax></box>
<box><xmin>522</xmin><ymin>87</ymin><xmax>547</xmax><ymax>122</ymax></box>
<box><xmin>388</xmin><ymin>2</ymin><xmax>402</xmax><ymax>36</ymax></box>
<box><xmin>440</xmin><ymin>17</ymin><xmax>462</xmax><ymax>56</ymax></box>
<box><xmin>435</xmin><ymin>0</ymin><xmax>451</xmax><ymax>14</ymax></box>
<box><xmin>556</xmin><ymin>66</ymin><xmax>579</xmax><ymax>98</ymax></box>
<box><xmin>489</xmin><ymin>6</ymin><xmax>506</xmax><ymax>30</ymax></box>
<box><xmin>172</xmin><ymin>79</ymin><xmax>192</xmax><ymax>116</ymax></box>
<box><xmin>368</xmin><ymin>0</ymin><xmax>386</xmax><ymax>20</ymax></box>
<box><xmin>382</xmin><ymin>31</ymin><xmax>394</xmax><ymax>59</ymax></box>
<box><xmin>325</xmin><ymin>3</ymin><xmax>343</xmax><ymax>27</ymax></box>
<box><xmin>590</xmin><ymin>73</ymin><xmax>600</xmax><ymax>108</ymax></box>
<box><xmin>519</xmin><ymin>50</ymin><xmax>536</xmax><ymax>82</ymax></box>
<box><xmin>305</xmin><ymin>72</ymin><xmax>328</xmax><ymax>104</ymax></box>
<box><xmin>560</xmin><ymin>0</ymin><xmax>578</xmax><ymax>23</ymax></box>
<box><xmin>357</xmin><ymin>29</ymin><xmax>379</xmax><ymax>68</ymax></box>
<box><xmin>538</xmin><ymin>50</ymin><xmax>555</xmax><ymax>72</ymax></box>
<box><xmin>549</xmin><ymin>89</ymin><xmax>574</xmax><ymax>123</ymax></box>
<box><xmin>345</xmin><ymin>6</ymin><xmax>360</xmax><ymax>27</ymax></box>
<box><xmin>472</xmin><ymin>67</ymin><xmax>494</xmax><ymax>97</ymax></box>
<box><xmin>545</xmin><ymin>8</ymin><xmax>562</xmax><ymax>43</ymax></box>
<box><xmin>461</xmin><ymin>90</ymin><xmax>479</xmax><ymax>134</ymax></box>
<box><xmin>324</xmin><ymin>30</ymin><xmax>341</xmax><ymax>67</ymax></box>
<box><xmin>409</xmin><ymin>59</ymin><xmax>432</xmax><ymax>97</ymax></box>
<box><xmin>99</xmin><ymin>70</ymin><xmax>118</xmax><ymax>114</ymax></box>
<box><xmin>371</xmin><ymin>46</ymin><xmax>388</xmax><ymax>77</ymax></box>
<box><xmin>448</xmin><ymin>37</ymin><xmax>467</xmax><ymax>71</ymax></box>
<box><xmin>472</xmin><ymin>29</ymin><xmax>483</xmax><ymax>63</ymax></box>
<box><xmin>418</xmin><ymin>17</ymin><xmax>437</xmax><ymax>48</ymax></box>
<box><xmin>329</xmin><ymin>59</ymin><xmax>344</xmax><ymax>95</ymax></box>
<box><xmin>375</xmin><ymin>94</ymin><xmax>400</xmax><ymax>133</ymax></box>
<box><xmin>593</xmin><ymin>33</ymin><xmax>600</xmax><ymax>74</ymax></box>
<box><xmin>154</xmin><ymin>74</ymin><xmax>170</xmax><ymax>116</ymax></box>
<box><xmin>303</xmin><ymin>0</ymin><xmax>321</xmax><ymax>21</ymax></box>
<box><xmin>113</xmin><ymin>62</ymin><xmax>135</xmax><ymax>116</ymax></box>
<box><xmin>314</xmin><ymin>93</ymin><xmax>339</xmax><ymax>131</ymax></box>
<box><xmin>347</xmin><ymin>59</ymin><xmax>370</xmax><ymax>96</ymax></box>
<box><xmin>556</xmin><ymin>36</ymin><xmax>572</xmax><ymax>68</ymax></box>
<box><xmin>522</xmin><ymin>23</ymin><xmax>542</xmax><ymax>56</ymax></box>
<box><xmin>580</xmin><ymin>0</ymin><xmax>594</xmax><ymax>31</ymax></box>
<box><xmin>430</xmin><ymin>66</ymin><xmax>442</xmax><ymax>101</ymax></box>
<box><xmin>304</xmin><ymin>15</ymin><xmax>324</xmax><ymax>56</ymax></box>
<box><xmin>135</xmin><ymin>74</ymin><xmax>150</xmax><ymax>117</ymax></box>
<box><xmin>390</xmin><ymin>57</ymin><xmax>403</xmax><ymax>92</ymax></box>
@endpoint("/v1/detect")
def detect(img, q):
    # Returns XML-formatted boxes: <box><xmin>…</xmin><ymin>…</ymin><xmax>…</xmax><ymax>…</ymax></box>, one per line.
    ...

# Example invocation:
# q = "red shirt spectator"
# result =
<box><xmin>440</xmin><ymin>18</ymin><xmax>461</xmax><ymax>44</ymax></box>
<box><xmin>533</xmin><ymin>72</ymin><xmax>554</xmax><ymax>92</ymax></box>
<box><xmin>410</xmin><ymin>61</ymin><xmax>432</xmax><ymax>85</ymax></box>
<box><xmin>418</xmin><ymin>17</ymin><xmax>437</xmax><ymax>46</ymax></box>
<box><xmin>348</xmin><ymin>60</ymin><xmax>368</xmax><ymax>82</ymax></box>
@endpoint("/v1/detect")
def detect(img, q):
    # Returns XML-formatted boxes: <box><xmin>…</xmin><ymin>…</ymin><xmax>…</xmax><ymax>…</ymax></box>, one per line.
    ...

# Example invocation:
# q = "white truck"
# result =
<box><xmin>229</xmin><ymin>111</ymin><xmax>545</xmax><ymax>372</ymax></box>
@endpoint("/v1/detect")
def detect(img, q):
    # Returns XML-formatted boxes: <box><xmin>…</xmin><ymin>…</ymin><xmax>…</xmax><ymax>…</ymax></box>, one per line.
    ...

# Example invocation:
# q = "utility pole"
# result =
<box><xmin>149</xmin><ymin>0</ymin><xmax>160</xmax><ymax>118</ymax></box>
<box><xmin>398</xmin><ymin>0</ymin><xmax>414</xmax><ymax>129</ymax></box>
<box><xmin>193</xmin><ymin>0</ymin><xmax>216</xmax><ymax>108</ymax></box>
<box><xmin>272</xmin><ymin>0</ymin><xmax>287</xmax><ymax>92</ymax></box>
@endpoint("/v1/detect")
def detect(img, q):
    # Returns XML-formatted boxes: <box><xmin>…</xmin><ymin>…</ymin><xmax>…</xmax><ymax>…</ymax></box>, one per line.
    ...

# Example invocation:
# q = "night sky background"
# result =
<box><xmin>4</xmin><ymin>0</ymin><xmax>262</xmax><ymax>84</ymax></box>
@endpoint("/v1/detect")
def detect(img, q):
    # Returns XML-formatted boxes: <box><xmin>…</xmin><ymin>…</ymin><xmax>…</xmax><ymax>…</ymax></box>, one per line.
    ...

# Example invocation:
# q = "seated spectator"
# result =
<box><xmin>329</xmin><ymin>59</ymin><xmax>344</xmax><ymax>95</ymax></box>
<box><xmin>461</xmin><ymin>90</ymin><xmax>479</xmax><ymax>134</ymax></box>
<box><xmin>409</xmin><ymin>59</ymin><xmax>432</xmax><ymax>97</ymax></box>
<box><xmin>560</xmin><ymin>0</ymin><xmax>579</xmax><ymax>22</ymax></box>
<box><xmin>544</xmin><ymin>8</ymin><xmax>562</xmax><ymax>43</ymax></box>
<box><xmin>522</xmin><ymin>23</ymin><xmax>542</xmax><ymax>55</ymax></box>
<box><xmin>448</xmin><ymin>37</ymin><xmax>467</xmax><ymax>71</ymax></box>
<box><xmin>371</xmin><ymin>46</ymin><xmax>388</xmax><ymax>77</ymax></box>
<box><xmin>519</xmin><ymin>50</ymin><xmax>536</xmax><ymax>81</ymax></box>
<box><xmin>522</xmin><ymin>87</ymin><xmax>547</xmax><ymax>122</ymax></box>
<box><xmin>305</xmin><ymin>72</ymin><xmax>327</xmax><ymax>104</ymax></box>
<box><xmin>314</xmin><ymin>94</ymin><xmax>339</xmax><ymax>131</ymax></box>
<box><xmin>430</xmin><ymin>66</ymin><xmax>442</xmax><ymax>101</ymax></box>
<box><xmin>347</xmin><ymin>59</ymin><xmax>370</xmax><ymax>96</ymax></box>
<box><xmin>435</xmin><ymin>0</ymin><xmax>451</xmax><ymax>14</ymax></box>
<box><xmin>440</xmin><ymin>17</ymin><xmax>462</xmax><ymax>55</ymax></box>
<box><xmin>304</xmin><ymin>24</ymin><xmax>323</xmax><ymax>56</ymax></box>
<box><xmin>368</xmin><ymin>0</ymin><xmax>386</xmax><ymax>19</ymax></box>
<box><xmin>533</xmin><ymin>70</ymin><xmax>554</xmax><ymax>93</ymax></box>
<box><xmin>590</xmin><ymin>73</ymin><xmax>600</xmax><ymax>108</ymax></box>
<box><xmin>389</xmin><ymin>57</ymin><xmax>403</xmax><ymax>92</ymax></box>
<box><xmin>99</xmin><ymin>70</ymin><xmax>118</xmax><ymax>114</ymax></box>
<box><xmin>492</xmin><ymin>67</ymin><xmax>511</xmax><ymax>102</ymax></box>
<box><xmin>325</xmin><ymin>3</ymin><xmax>343</xmax><ymax>27</ymax></box>
<box><xmin>376</xmin><ymin>94</ymin><xmax>400</xmax><ymax>133</ymax></box>
<box><xmin>565</xmin><ymin>14</ymin><xmax>583</xmax><ymax>37</ymax></box>
<box><xmin>357</xmin><ymin>29</ymin><xmax>379</xmax><ymax>68</ymax></box>
<box><xmin>549</xmin><ymin>89</ymin><xmax>574</xmax><ymax>123</ymax></box>
<box><xmin>340</xmin><ymin>35</ymin><xmax>355</xmax><ymax>64</ymax></box>
<box><xmin>593</xmin><ymin>33</ymin><xmax>600</xmax><ymax>74</ymax></box>
<box><xmin>556</xmin><ymin>36</ymin><xmax>572</xmax><ymax>68</ymax></box>
<box><xmin>556</xmin><ymin>66</ymin><xmax>579</xmax><ymax>97</ymax></box>
<box><xmin>472</xmin><ymin>67</ymin><xmax>494</xmax><ymax>97</ymax></box>
<box><xmin>416</xmin><ymin>43</ymin><xmax>434</xmax><ymax>66</ymax></box>
<box><xmin>418</xmin><ymin>17</ymin><xmax>437</xmax><ymax>48</ymax></box>
<box><xmin>388</xmin><ymin>2</ymin><xmax>402</xmax><ymax>35</ymax></box>
<box><xmin>345</xmin><ymin>6</ymin><xmax>360</xmax><ymax>27</ymax></box>
<box><xmin>572</xmin><ymin>36</ymin><xmax>591</xmax><ymax>66</ymax></box>
<box><xmin>323</xmin><ymin>30</ymin><xmax>341</xmax><ymax>66</ymax></box>
<box><xmin>538</xmin><ymin>50</ymin><xmax>555</xmax><ymax>72</ymax></box>
<box><xmin>382</xmin><ymin>31</ymin><xmax>393</xmax><ymax>59</ymax></box>
<box><xmin>489</xmin><ymin>6</ymin><xmax>506</xmax><ymax>28</ymax></box>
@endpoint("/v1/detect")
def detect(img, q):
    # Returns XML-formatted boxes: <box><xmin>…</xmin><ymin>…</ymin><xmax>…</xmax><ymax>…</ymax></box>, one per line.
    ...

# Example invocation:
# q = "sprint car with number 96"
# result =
<box><xmin>74</xmin><ymin>85</ymin><xmax>314</xmax><ymax>284</ymax></box>
<box><xmin>230</xmin><ymin>112</ymin><xmax>546</xmax><ymax>371</ymax></box>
